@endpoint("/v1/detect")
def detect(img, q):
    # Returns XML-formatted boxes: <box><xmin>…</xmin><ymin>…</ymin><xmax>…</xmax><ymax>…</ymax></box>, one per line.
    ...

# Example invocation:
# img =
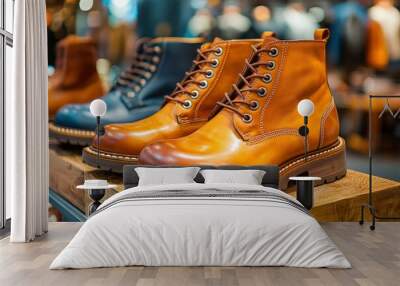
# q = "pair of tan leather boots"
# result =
<box><xmin>83</xmin><ymin>29</ymin><xmax>347</xmax><ymax>189</ymax></box>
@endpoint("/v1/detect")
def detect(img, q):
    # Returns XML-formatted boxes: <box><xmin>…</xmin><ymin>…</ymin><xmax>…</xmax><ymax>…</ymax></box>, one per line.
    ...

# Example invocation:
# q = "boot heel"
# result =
<box><xmin>279</xmin><ymin>137</ymin><xmax>347</xmax><ymax>190</ymax></box>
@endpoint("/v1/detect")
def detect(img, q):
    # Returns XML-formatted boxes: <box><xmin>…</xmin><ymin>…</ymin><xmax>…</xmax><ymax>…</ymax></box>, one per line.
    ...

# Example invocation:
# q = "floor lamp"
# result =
<box><xmin>76</xmin><ymin>99</ymin><xmax>116</xmax><ymax>215</ymax></box>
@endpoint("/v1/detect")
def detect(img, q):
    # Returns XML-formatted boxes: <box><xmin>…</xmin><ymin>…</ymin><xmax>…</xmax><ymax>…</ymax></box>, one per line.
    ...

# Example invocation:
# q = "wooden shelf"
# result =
<box><xmin>49</xmin><ymin>142</ymin><xmax>400</xmax><ymax>221</ymax></box>
<box><xmin>49</xmin><ymin>141</ymin><xmax>122</xmax><ymax>217</ymax></box>
<box><xmin>287</xmin><ymin>170</ymin><xmax>400</xmax><ymax>221</ymax></box>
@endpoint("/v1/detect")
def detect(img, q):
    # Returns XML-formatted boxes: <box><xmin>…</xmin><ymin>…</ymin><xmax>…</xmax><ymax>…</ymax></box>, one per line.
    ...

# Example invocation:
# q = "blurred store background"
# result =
<box><xmin>46</xmin><ymin>0</ymin><xmax>400</xmax><ymax>180</ymax></box>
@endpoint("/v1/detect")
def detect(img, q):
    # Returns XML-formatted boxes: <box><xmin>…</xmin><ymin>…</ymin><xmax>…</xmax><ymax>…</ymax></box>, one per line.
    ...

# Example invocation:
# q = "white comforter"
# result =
<box><xmin>50</xmin><ymin>183</ymin><xmax>350</xmax><ymax>269</ymax></box>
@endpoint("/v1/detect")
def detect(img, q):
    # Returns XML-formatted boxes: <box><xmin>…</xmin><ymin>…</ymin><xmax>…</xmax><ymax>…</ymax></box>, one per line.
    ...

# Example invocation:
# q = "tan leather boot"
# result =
<box><xmin>82</xmin><ymin>37</ymin><xmax>265</xmax><ymax>171</ymax></box>
<box><xmin>140</xmin><ymin>29</ymin><xmax>347</xmax><ymax>189</ymax></box>
<box><xmin>48</xmin><ymin>36</ymin><xmax>105</xmax><ymax>118</ymax></box>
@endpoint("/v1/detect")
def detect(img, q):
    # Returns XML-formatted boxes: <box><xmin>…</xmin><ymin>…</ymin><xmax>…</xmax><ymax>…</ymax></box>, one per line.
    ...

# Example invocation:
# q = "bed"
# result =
<box><xmin>50</xmin><ymin>165</ymin><xmax>350</xmax><ymax>269</ymax></box>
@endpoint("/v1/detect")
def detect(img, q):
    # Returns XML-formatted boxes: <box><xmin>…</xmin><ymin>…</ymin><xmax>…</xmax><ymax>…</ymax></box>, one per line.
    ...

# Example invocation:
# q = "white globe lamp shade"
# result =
<box><xmin>90</xmin><ymin>99</ymin><xmax>107</xmax><ymax>117</ymax></box>
<box><xmin>297</xmin><ymin>99</ymin><xmax>314</xmax><ymax>117</ymax></box>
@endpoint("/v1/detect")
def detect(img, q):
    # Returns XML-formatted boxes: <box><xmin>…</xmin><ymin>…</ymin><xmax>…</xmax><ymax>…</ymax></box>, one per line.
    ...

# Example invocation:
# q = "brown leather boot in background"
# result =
<box><xmin>82</xmin><ymin>37</ymin><xmax>268</xmax><ymax>172</ymax></box>
<box><xmin>140</xmin><ymin>29</ymin><xmax>347</xmax><ymax>190</ymax></box>
<box><xmin>48</xmin><ymin>36</ymin><xmax>105</xmax><ymax>118</ymax></box>
<box><xmin>48</xmin><ymin>38</ymin><xmax>66</xmax><ymax>91</ymax></box>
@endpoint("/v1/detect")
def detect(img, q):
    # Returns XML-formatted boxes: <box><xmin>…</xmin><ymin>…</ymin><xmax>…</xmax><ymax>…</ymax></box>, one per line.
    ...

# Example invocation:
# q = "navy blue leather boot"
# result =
<box><xmin>49</xmin><ymin>37</ymin><xmax>204</xmax><ymax>145</ymax></box>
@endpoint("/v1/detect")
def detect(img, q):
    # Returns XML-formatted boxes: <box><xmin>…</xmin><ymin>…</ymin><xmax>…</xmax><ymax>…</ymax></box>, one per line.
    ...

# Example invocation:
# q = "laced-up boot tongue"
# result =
<box><xmin>164</xmin><ymin>39</ymin><xmax>223</xmax><ymax>106</ymax></box>
<box><xmin>114</xmin><ymin>40</ymin><xmax>160</xmax><ymax>94</ymax></box>
<box><xmin>215</xmin><ymin>32</ymin><xmax>280</xmax><ymax>117</ymax></box>
<box><xmin>191</xmin><ymin>38</ymin><xmax>222</xmax><ymax>59</ymax></box>
<box><xmin>212</xmin><ymin>37</ymin><xmax>224</xmax><ymax>44</ymax></box>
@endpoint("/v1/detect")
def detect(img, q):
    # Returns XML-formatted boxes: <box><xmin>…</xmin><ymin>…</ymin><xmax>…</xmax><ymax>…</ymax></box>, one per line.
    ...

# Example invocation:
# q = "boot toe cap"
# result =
<box><xmin>54</xmin><ymin>104</ymin><xmax>96</xmax><ymax>130</ymax></box>
<box><xmin>93</xmin><ymin>124</ymin><xmax>144</xmax><ymax>156</ymax></box>
<box><xmin>139</xmin><ymin>142</ymin><xmax>188</xmax><ymax>165</ymax></box>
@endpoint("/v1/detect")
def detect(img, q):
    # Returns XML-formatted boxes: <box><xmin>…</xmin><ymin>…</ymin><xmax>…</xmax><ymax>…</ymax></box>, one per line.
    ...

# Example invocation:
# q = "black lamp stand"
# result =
<box><xmin>88</xmin><ymin>189</ymin><xmax>106</xmax><ymax>215</ymax></box>
<box><xmin>298</xmin><ymin>116</ymin><xmax>309</xmax><ymax>161</ymax></box>
<box><xmin>88</xmin><ymin>115</ymin><xmax>106</xmax><ymax>215</ymax></box>
<box><xmin>289</xmin><ymin>115</ymin><xmax>319</xmax><ymax>210</ymax></box>
<box><xmin>295</xmin><ymin>180</ymin><xmax>314</xmax><ymax>210</ymax></box>
<box><xmin>95</xmin><ymin>116</ymin><xmax>105</xmax><ymax>168</ymax></box>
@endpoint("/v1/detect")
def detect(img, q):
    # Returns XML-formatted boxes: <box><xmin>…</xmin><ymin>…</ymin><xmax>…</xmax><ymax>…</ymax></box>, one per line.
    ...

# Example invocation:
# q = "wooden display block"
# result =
<box><xmin>287</xmin><ymin>170</ymin><xmax>400</xmax><ymax>221</ymax></box>
<box><xmin>49</xmin><ymin>141</ymin><xmax>122</xmax><ymax>216</ymax></box>
<box><xmin>49</xmin><ymin>142</ymin><xmax>400</xmax><ymax>221</ymax></box>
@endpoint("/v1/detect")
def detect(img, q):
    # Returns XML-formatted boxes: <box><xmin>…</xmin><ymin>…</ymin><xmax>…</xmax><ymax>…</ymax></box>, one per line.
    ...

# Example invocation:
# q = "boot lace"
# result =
<box><xmin>165</xmin><ymin>46</ymin><xmax>221</xmax><ymax>107</ymax></box>
<box><xmin>217</xmin><ymin>44</ymin><xmax>278</xmax><ymax>122</ymax></box>
<box><xmin>116</xmin><ymin>39</ymin><xmax>162</xmax><ymax>94</ymax></box>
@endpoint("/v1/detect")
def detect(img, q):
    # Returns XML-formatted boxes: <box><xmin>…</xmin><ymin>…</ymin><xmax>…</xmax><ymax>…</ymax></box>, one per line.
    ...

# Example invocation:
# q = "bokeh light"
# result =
<box><xmin>79</xmin><ymin>0</ymin><xmax>93</xmax><ymax>12</ymax></box>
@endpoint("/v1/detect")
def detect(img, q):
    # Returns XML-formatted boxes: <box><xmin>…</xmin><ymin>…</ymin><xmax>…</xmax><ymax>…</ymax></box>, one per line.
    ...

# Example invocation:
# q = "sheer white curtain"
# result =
<box><xmin>7</xmin><ymin>0</ymin><xmax>48</xmax><ymax>242</ymax></box>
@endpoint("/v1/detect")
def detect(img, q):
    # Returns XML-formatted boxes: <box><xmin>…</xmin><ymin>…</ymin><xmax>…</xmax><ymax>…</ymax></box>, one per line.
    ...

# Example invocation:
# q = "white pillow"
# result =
<box><xmin>136</xmin><ymin>167</ymin><xmax>200</xmax><ymax>186</ymax></box>
<box><xmin>200</xmin><ymin>169</ymin><xmax>266</xmax><ymax>185</ymax></box>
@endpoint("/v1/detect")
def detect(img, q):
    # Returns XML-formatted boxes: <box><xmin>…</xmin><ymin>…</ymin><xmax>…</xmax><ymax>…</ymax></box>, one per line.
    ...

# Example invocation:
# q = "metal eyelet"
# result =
<box><xmin>214</xmin><ymin>47</ymin><xmax>223</xmax><ymax>56</ymax></box>
<box><xmin>191</xmin><ymin>90</ymin><xmax>199</xmax><ymax>99</ymax></box>
<box><xmin>199</xmin><ymin>80</ymin><xmax>208</xmax><ymax>89</ymax></box>
<box><xmin>149</xmin><ymin>65</ymin><xmax>156</xmax><ymax>72</ymax></box>
<box><xmin>268</xmin><ymin>47</ymin><xmax>279</xmax><ymax>57</ymax></box>
<box><xmin>267</xmin><ymin>61</ymin><xmax>275</xmax><ymax>70</ymax></box>
<box><xmin>144</xmin><ymin>72</ymin><xmax>152</xmax><ymax>79</ymax></box>
<box><xmin>250</xmin><ymin>101</ymin><xmax>259</xmax><ymax>110</ymax></box>
<box><xmin>127</xmin><ymin>91</ymin><xmax>135</xmax><ymax>98</ymax></box>
<box><xmin>140</xmin><ymin>79</ymin><xmax>147</xmax><ymax>86</ymax></box>
<box><xmin>257</xmin><ymin>87</ymin><xmax>267</xmax><ymax>97</ymax></box>
<box><xmin>182</xmin><ymin>100</ymin><xmax>192</xmax><ymax>109</ymax></box>
<box><xmin>211</xmin><ymin>59</ymin><xmax>219</xmax><ymax>68</ymax></box>
<box><xmin>242</xmin><ymin>114</ymin><xmax>252</xmax><ymax>123</ymax></box>
<box><xmin>263</xmin><ymin>73</ymin><xmax>272</xmax><ymax>83</ymax></box>
<box><xmin>134</xmin><ymin>86</ymin><xmax>141</xmax><ymax>92</ymax></box>
<box><xmin>153</xmin><ymin>46</ymin><xmax>162</xmax><ymax>53</ymax></box>
<box><xmin>205</xmin><ymin>70</ymin><xmax>214</xmax><ymax>78</ymax></box>
<box><xmin>152</xmin><ymin>56</ymin><xmax>160</xmax><ymax>63</ymax></box>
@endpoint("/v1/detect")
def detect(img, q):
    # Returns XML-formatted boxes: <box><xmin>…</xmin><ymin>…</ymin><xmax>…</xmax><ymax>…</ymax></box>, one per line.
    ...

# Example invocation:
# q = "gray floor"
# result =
<box><xmin>1</xmin><ymin>222</ymin><xmax>400</xmax><ymax>286</ymax></box>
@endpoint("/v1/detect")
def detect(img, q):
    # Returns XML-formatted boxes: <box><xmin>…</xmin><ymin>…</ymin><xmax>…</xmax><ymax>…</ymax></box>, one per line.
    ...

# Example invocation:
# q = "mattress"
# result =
<box><xmin>50</xmin><ymin>183</ymin><xmax>350</xmax><ymax>269</ymax></box>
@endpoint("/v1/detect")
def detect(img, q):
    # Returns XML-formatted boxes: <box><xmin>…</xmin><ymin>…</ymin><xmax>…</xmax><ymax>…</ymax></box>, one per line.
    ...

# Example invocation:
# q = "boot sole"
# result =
<box><xmin>49</xmin><ymin>122</ymin><xmax>95</xmax><ymax>146</ymax></box>
<box><xmin>279</xmin><ymin>137</ymin><xmax>347</xmax><ymax>190</ymax></box>
<box><xmin>82</xmin><ymin>146</ymin><xmax>139</xmax><ymax>172</ymax></box>
<box><xmin>83</xmin><ymin>137</ymin><xmax>347</xmax><ymax>190</ymax></box>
